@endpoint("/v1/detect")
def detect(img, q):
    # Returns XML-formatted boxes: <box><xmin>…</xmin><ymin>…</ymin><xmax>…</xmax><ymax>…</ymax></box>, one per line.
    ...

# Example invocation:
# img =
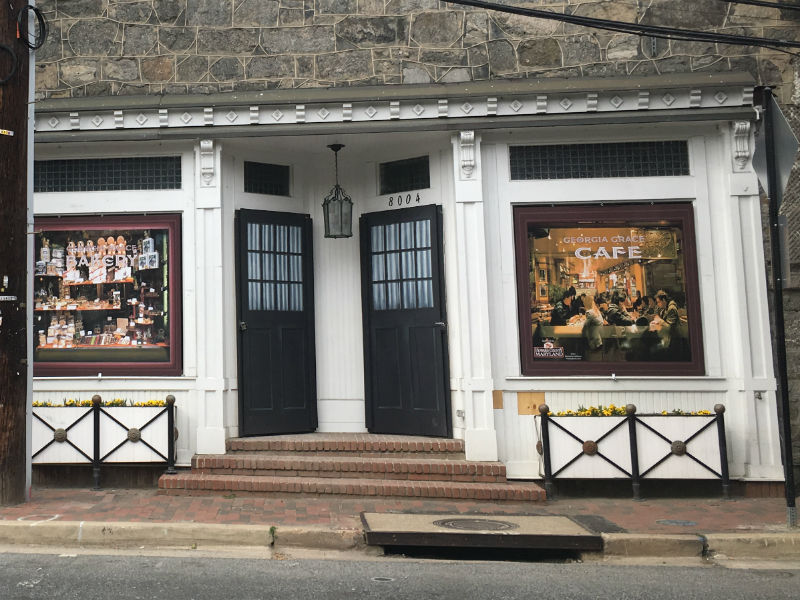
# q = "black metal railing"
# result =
<box><xmin>32</xmin><ymin>394</ymin><xmax>177</xmax><ymax>489</ymax></box>
<box><xmin>536</xmin><ymin>403</ymin><xmax>729</xmax><ymax>499</ymax></box>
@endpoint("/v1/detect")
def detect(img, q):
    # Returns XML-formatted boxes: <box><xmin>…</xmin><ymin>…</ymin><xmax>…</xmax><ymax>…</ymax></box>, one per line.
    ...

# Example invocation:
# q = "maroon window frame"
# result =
<box><xmin>33</xmin><ymin>213</ymin><xmax>182</xmax><ymax>377</ymax></box>
<box><xmin>513</xmin><ymin>203</ymin><xmax>705</xmax><ymax>377</ymax></box>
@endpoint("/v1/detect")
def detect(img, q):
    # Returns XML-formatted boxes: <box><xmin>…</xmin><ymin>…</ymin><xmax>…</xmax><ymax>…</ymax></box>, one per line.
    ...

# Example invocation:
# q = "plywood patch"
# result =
<box><xmin>492</xmin><ymin>390</ymin><xmax>504</xmax><ymax>410</ymax></box>
<box><xmin>517</xmin><ymin>392</ymin><xmax>545</xmax><ymax>415</ymax></box>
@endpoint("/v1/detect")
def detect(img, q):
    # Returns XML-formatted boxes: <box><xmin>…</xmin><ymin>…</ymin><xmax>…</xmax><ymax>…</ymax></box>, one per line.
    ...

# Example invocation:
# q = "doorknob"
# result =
<box><xmin>239</xmin><ymin>321</ymin><xmax>247</xmax><ymax>331</ymax></box>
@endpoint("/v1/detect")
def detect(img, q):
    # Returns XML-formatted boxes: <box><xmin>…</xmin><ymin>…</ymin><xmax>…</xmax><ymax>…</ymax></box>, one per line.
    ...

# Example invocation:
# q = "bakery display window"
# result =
<box><xmin>33</xmin><ymin>214</ymin><xmax>182</xmax><ymax>376</ymax></box>
<box><xmin>514</xmin><ymin>203</ymin><xmax>704</xmax><ymax>376</ymax></box>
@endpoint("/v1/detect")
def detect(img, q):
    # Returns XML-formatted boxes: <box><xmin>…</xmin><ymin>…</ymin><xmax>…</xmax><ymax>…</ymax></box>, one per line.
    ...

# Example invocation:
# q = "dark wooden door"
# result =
<box><xmin>236</xmin><ymin>209</ymin><xmax>317</xmax><ymax>436</ymax></box>
<box><xmin>360</xmin><ymin>205</ymin><xmax>450</xmax><ymax>437</ymax></box>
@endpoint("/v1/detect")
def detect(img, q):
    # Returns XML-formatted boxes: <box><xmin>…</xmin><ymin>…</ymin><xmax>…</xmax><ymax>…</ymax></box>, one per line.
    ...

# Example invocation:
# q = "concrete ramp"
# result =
<box><xmin>361</xmin><ymin>513</ymin><xmax>603</xmax><ymax>552</ymax></box>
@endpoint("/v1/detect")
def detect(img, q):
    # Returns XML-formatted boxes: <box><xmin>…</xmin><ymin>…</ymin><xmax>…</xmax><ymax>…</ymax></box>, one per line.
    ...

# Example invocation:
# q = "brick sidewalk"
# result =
<box><xmin>0</xmin><ymin>487</ymin><xmax>793</xmax><ymax>534</ymax></box>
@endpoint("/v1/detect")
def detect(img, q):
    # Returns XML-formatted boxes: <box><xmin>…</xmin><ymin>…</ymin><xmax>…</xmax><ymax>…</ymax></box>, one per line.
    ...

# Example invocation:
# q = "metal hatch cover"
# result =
<box><xmin>361</xmin><ymin>513</ymin><xmax>603</xmax><ymax>551</ymax></box>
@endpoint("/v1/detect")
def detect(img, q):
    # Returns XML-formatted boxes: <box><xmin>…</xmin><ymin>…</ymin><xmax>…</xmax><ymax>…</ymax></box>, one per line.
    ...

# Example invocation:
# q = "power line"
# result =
<box><xmin>442</xmin><ymin>0</ymin><xmax>800</xmax><ymax>52</ymax></box>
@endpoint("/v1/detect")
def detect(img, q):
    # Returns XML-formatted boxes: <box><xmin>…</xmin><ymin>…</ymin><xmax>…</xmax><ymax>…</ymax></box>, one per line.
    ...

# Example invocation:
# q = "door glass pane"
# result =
<box><xmin>263</xmin><ymin>224</ymin><xmax>274</xmax><ymax>251</ymax></box>
<box><xmin>277</xmin><ymin>282</ymin><xmax>288</xmax><ymax>311</ymax></box>
<box><xmin>402</xmin><ymin>281</ymin><xmax>417</xmax><ymax>309</ymax></box>
<box><xmin>417</xmin><ymin>280</ymin><xmax>433</xmax><ymax>308</ymax></box>
<box><xmin>371</xmin><ymin>225</ymin><xmax>384</xmax><ymax>252</ymax></box>
<box><xmin>401</xmin><ymin>250</ymin><xmax>415</xmax><ymax>279</ymax></box>
<box><xmin>276</xmin><ymin>225</ymin><xmax>287</xmax><ymax>252</ymax></box>
<box><xmin>276</xmin><ymin>254</ymin><xmax>288</xmax><ymax>282</ymax></box>
<box><xmin>263</xmin><ymin>253</ymin><xmax>274</xmax><ymax>280</ymax></box>
<box><xmin>248</xmin><ymin>251</ymin><xmax>261</xmax><ymax>279</ymax></box>
<box><xmin>248</xmin><ymin>223</ymin><xmax>259</xmax><ymax>251</ymax></box>
<box><xmin>290</xmin><ymin>283</ymin><xmax>303</xmax><ymax>311</ymax></box>
<box><xmin>416</xmin><ymin>249</ymin><xmax>431</xmax><ymax>278</ymax></box>
<box><xmin>387</xmin><ymin>282</ymin><xmax>401</xmax><ymax>309</ymax></box>
<box><xmin>264</xmin><ymin>282</ymin><xmax>275</xmax><ymax>311</ymax></box>
<box><xmin>400</xmin><ymin>221</ymin><xmax>414</xmax><ymax>249</ymax></box>
<box><xmin>416</xmin><ymin>219</ymin><xmax>431</xmax><ymax>248</ymax></box>
<box><xmin>373</xmin><ymin>283</ymin><xmax>386</xmax><ymax>310</ymax></box>
<box><xmin>372</xmin><ymin>254</ymin><xmax>385</xmax><ymax>282</ymax></box>
<box><xmin>248</xmin><ymin>281</ymin><xmax>260</xmax><ymax>311</ymax></box>
<box><xmin>386</xmin><ymin>252</ymin><xmax>400</xmax><ymax>280</ymax></box>
<box><xmin>289</xmin><ymin>255</ymin><xmax>302</xmax><ymax>282</ymax></box>
<box><xmin>385</xmin><ymin>224</ymin><xmax>399</xmax><ymax>251</ymax></box>
<box><xmin>289</xmin><ymin>226</ymin><xmax>301</xmax><ymax>253</ymax></box>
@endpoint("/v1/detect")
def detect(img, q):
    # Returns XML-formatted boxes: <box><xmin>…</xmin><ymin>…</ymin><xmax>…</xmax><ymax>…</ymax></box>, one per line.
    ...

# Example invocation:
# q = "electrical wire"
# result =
<box><xmin>0</xmin><ymin>42</ymin><xmax>18</xmax><ymax>85</ymax></box>
<box><xmin>17</xmin><ymin>4</ymin><xmax>47</xmax><ymax>50</ymax></box>
<box><xmin>442</xmin><ymin>0</ymin><xmax>800</xmax><ymax>53</ymax></box>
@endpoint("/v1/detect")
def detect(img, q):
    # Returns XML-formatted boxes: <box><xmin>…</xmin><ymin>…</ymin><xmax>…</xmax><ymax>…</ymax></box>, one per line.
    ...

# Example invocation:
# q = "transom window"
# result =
<box><xmin>246</xmin><ymin>223</ymin><xmax>303</xmax><ymax>312</ymax></box>
<box><xmin>379</xmin><ymin>156</ymin><xmax>430</xmax><ymax>195</ymax></box>
<box><xmin>34</xmin><ymin>157</ymin><xmax>182</xmax><ymax>192</ymax></box>
<box><xmin>243</xmin><ymin>161</ymin><xmax>291</xmax><ymax>196</ymax></box>
<box><xmin>370</xmin><ymin>220</ymin><xmax>433</xmax><ymax>311</ymax></box>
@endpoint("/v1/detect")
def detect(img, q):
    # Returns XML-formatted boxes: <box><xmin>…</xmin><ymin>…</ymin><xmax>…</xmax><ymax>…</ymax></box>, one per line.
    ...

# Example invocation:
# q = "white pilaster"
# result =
<box><xmin>451</xmin><ymin>131</ymin><xmax>498</xmax><ymax>461</ymax></box>
<box><xmin>194</xmin><ymin>139</ymin><xmax>227</xmax><ymax>454</ymax></box>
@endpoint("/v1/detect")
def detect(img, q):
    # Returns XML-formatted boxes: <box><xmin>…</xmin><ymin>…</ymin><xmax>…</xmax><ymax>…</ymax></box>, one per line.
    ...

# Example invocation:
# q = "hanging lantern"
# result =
<box><xmin>322</xmin><ymin>144</ymin><xmax>353</xmax><ymax>239</ymax></box>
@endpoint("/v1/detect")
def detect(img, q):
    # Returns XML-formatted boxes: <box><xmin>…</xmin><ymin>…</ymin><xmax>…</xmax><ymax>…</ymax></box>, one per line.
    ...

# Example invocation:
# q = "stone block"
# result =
<box><xmin>386</xmin><ymin>0</ymin><xmax>439</xmax><ymax>12</ymax></box>
<box><xmin>102</xmin><ymin>58</ymin><xmax>141</xmax><ymax>81</ymax></box>
<box><xmin>471</xmin><ymin>63</ymin><xmax>489</xmax><ymax>81</ymax></box>
<box><xmin>402</xmin><ymin>64</ymin><xmax>433</xmax><ymax>84</ymax></box>
<box><xmin>260</xmin><ymin>26</ymin><xmax>336</xmax><ymax>54</ymax></box>
<box><xmin>582</xmin><ymin>62</ymin><xmax>626</xmax><ymax>77</ymax></box>
<box><xmin>246</xmin><ymin>55</ymin><xmax>295</xmax><ymax>79</ymax></box>
<box><xmin>358</xmin><ymin>0</ymin><xmax>384</xmax><ymax>15</ymax></box>
<box><xmin>640</xmin><ymin>0</ymin><xmax>727</xmax><ymax>29</ymax></box>
<box><xmin>36</xmin><ymin>0</ymin><xmax>56</xmax><ymax>13</ymax></box>
<box><xmin>606</xmin><ymin>34</ymin><xmax>641</xmax><ymax>62</ymax></box>
<box><xmin>316</xmin><ymin>50</ymin><xmax>373</xmax><ymax>80</ymax></box>
<box><xmin>187</xmin><ymin>0</ymin><xmax>232</xmax><ymax>26</ymax></box>
<box><xmin>155</xmin><ymin>0</ymin><xmax>187</xmax><ymax>25</ymax></box>
<box><xmin>491</xmin><ymin>12</ymin><xmax>561</xmax><ymax>39</ymax></box>
<box><xmin>279</xmin><ymin>9</ymin><xmax>304</xmax><ymax>26</ymax></box>
<box><xmin>439</xmin><ymin>67</ymin><xmax>471</xmax><ymax>83</ymax></box>
<box><xmin>464</xmin><ymin>12</ymin><xmax>488</xmax><ymax>46</ymax></box>
<box><xmin>561</xmin><ymin>36</ymin><xmax>601</xmax><ymax>67</ymax></box>
<box><xmin>296</xmin><ymin>55</ymin><xmax>315</xmax><ymax>78</ymax></box>
<box><xmin>419</xmin><ymin>48</ymin><xmax>468</xmax><ymax>67</ymax></box>
<box><xmin>234</xmin><ymin>0</ymin><xmax>280</xmax><ymax>26</ymax></box>
<box><xmin>123</xmin><ymin>25</ymin><xmax>158</xmax><ymax>56</ymax></box>
<box><xmin>197</xmin><ymin>29</ymin><xmax>260</xmax><ymax>54</ymax></box>
<box><xmin>59</xmin><ymin>59</ymin><xmax>100</xmax><ymax>86</ymax></box>
<box><xmin>468</xmin><ymin>44</ymin><xmax>488</xmax><ymax>67</ymax></box>
<box><xmin>188</xmin><ymin>83</ymin><xmax>220</xmax><ymax>94</ymax></box>
<box><xmin>35</xmin><ymin>64</ymin><xmax>59</xmax><ymax>90</ymax></box>
<box><xmin>81</xmin><ymin>82</ymin><xmax>114</xmax><ymax>97</ymax></box>
<box><xmin>318</xmin><ymin>0</ymin><xmax>357</xmax><ymax>14</ymax></box>
<box><xmin>68</xmin><ymin>19</ymin><xmax>120</xmax><ymax>56</ymax></box>
<box><xmin>59</xmin><ymin>0</ymin><xmax>105</xmax><ymax>18</ymax></box>
<box><xmin>410</xmin><ymin>12</ymin><xmax>464</xmax><ymax>47</ymax></box>
<box><xmin>176</xmin><ymin>55</ymin><xmax>209</xmax><ymax>81</ymax></box>
<box><xmin>337</xmin><ymin>16</ymin><xmax>410</xmax><ymax>48</ymax></box>
<box><xmin>210</xmin><ymin>58</ymin><xmax>245</xmax><ymax>81</ymax></box>
<box><xmin>35</xmin><ymin>20</ymin><xmax>62</xmax><ymax>63</ymax></box>
<box><xmin>109</xmin><ymin>2</ymin><xmax>154</xmax><ymax>23</ymax></box>
<box><xmin>141</xmin><ymin>56</ymin><xmax>175</xmax><ymax>81</ymax></box>
<box><xmin>518</xmin><ymin>38</ymin><xmax>562</xmax><ymax>70</ymax></box>
<box><xmin>160</xmin><ymin>27</ymin><xmax>197</xmax><ymax>52</ymax></box>
<box><xmin>488</xmin><ymin>40</ymin><xmax>517</xmax><ymax>75</ymax></box>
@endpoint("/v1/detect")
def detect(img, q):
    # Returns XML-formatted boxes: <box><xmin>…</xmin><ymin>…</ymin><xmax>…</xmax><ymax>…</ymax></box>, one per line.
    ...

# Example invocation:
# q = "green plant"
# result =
<box><xmin>269</xmin><ymin>525</ymin><xmax>277</xmax><ymax>547</ymax></box>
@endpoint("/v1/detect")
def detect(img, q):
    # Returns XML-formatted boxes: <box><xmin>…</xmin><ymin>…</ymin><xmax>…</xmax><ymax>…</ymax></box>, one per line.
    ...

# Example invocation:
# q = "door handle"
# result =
<box><xmin>434</xmin><ymin>321</ymin><xmax>446</xmax><ymax>330</ymax></box>
<box><xmin>239</xmin><ymin>321</ymin><xmax>247</xmax><ymax>331</ymax></box>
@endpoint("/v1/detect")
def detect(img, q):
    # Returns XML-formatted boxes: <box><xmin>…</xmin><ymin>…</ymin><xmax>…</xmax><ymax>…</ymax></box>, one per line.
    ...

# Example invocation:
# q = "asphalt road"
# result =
<box><xmin>0</xmin><ymin>552</ymin><xmax>798</xmax><ymax>600</ymax></box>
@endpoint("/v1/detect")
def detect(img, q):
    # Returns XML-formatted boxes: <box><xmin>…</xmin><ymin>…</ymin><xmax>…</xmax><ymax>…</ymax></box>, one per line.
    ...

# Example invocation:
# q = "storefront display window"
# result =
<box><xmin>514</xmin><ymin>204</ymin><xmax>704</xmax><ymax>376</ymax></box>
<box><xmin>33</xmin><ymin>214</ymin><xmax>181</xmax><ymax>376</ymax></box>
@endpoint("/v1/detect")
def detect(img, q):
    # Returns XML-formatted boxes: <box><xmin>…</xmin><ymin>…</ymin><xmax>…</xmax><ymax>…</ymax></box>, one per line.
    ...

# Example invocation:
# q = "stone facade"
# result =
<box><xmin>33</xmin><ymin>1</ymin><xmax>799</xmax><ymax>102</ymax></box>
<box><xmin>31</xmin><ymin>1</ymin><xmax>800</xmax><ymax>482</ymax></box>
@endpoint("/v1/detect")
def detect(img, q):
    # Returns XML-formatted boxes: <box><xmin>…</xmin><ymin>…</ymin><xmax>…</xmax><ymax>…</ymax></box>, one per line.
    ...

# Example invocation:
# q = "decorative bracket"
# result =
<box><xmin>199</xmin><ymin>139</ymin><xmax>216</xmax><ymax>187</ymax></box>
<box><xmin>459</xmin><ymin>130</ymin><xmax>476</xmax><ymax>180</ymax></box>
<box><xmin>732</xmin><ymin>121</ymin><xmax>751</xmax><ymax>171</ymax></box>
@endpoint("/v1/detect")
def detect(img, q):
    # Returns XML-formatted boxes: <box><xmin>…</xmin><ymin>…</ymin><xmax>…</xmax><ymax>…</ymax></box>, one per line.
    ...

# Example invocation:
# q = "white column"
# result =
<box><xmin>193</xmin><ymin>139</ymin><xmax>227</xmax><ymax>454</ymax></box>
<box><xmin>450</xmin><ymin>131</ymin><xmax>498</xmax><ymax>461</ymax></box>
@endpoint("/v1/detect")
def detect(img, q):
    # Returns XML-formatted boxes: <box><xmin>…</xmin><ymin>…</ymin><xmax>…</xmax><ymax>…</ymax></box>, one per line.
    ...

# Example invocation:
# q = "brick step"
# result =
<box><xmin>226</xmin><ymin>435</ymin><xmax>465</xmax><ymax>458</ymax></box>
<box><xmin>158</xmin><ymin>472</ymin><xmax>546</xmax><ymax>502</ymax></box>
<box><xmin>192</xmin><ymin>454</ymin><xmax>506</xmax><ymax>483</ymax></box>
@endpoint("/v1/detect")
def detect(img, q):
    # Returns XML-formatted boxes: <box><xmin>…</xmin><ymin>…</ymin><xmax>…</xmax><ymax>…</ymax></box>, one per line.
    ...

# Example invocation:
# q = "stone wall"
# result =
<box><xmin>33</xmin><ymin>0</ymin><xmax>799</xmax><ymax>101</ymax></box>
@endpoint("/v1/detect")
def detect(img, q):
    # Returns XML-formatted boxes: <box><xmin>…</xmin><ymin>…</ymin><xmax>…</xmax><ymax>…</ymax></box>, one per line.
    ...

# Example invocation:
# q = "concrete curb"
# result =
<box><xmin>705</xmin><ymin>533</ymin><xmax>800</xmax><ymax>559</ymax></box>
<box><xmin>0</xmin><ymin>521</ymin><xmax>364</xmax><ymax>551</ymax></box>
<box><xmin>601</xmin><ymin>533</ymin><xmax>705</xmax><ymax>557</ymax></box>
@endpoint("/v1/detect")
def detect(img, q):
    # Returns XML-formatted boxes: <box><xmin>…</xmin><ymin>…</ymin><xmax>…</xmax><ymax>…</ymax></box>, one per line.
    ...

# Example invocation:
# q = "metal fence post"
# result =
<box><xmin>538</xmin><ymin>404</ymin><xmax>555</xmax><ymax>499</ymax></box>
<box><xmin>166</xmin><ymin>394</ymin><xmax>177</xmax><ymax>474</ymax></box>
<box><xmin>91</xmin><ymin>394</ymin><xmax>102</xmax><ymax>490</ymax></box>
<box><xmin>626</xmin><ymin>404</ymin><xmax>641</xmax><ymax>500</ymax></box>
<box><xmin>715</xmin><ymin>404</ymin><xmax>730</xmax><ymax>499</ymax></box>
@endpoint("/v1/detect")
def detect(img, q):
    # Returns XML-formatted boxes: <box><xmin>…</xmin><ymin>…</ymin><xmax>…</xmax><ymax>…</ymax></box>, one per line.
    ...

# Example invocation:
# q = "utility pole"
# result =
<box><xmin>0</xmin><ymin>2</ymin><xmax>31</xmax><ymax>505</ymax></box>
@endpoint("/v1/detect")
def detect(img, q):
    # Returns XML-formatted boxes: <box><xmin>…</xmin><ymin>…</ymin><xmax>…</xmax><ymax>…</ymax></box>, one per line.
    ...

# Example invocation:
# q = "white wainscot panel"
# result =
<box><xmin>637</xmin><ymin>416</ymin><xmax>720</xmax><ymax>479</ymax></box>
<box><xmin>32</xmin><ymin>408</ymin><xmax>94</xmax><ymax>464</ymax></box>
<box><xmin>316</xmin><ymin>399</ymin><xmax>367</xmax><ymax>433</ymax></box>
<box><xmin>540</xmin><ymin>416</ymin><xmax>631</xmax><ymax>479</ymax></box>
<box><xmin>99</xmin><ymin>407</ymin><xmax>170</xmax><ymax>463</ymax></box>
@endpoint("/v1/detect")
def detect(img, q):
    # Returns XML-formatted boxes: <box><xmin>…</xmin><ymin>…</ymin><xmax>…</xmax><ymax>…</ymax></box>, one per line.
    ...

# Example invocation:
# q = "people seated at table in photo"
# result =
<box><xmin>631</xmin><ymin>290</ymin><xmax>644</xmax><ymax>313</ymax></box>
<box><xmin>550</xmin><ymin>286</ymin><xmax>577</xmax><ymax>326</ymax></box>
<box><xmin>571</xmin><ymin>293</ymin><xmax>586</xmax><ymax>316</ymax></box>
<box><xmin>652</xmin><ymin>289</ymin><xmax>680</xmax><ymax>348</ymax></box>
<box><xmin>582</xmin><ymin>294</ymin><xmax>606</xmax><ymax>352</ymax></box>
<box><xmin>604</xmin><ymin>291</ymin><xmax>636</xmax><ymax>326</ymax></box>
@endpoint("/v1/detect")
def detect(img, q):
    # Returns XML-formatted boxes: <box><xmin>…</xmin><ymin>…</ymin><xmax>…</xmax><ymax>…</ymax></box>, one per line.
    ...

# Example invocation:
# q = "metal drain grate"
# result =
<box><xmin>433</xmin><ymin>518</ymin><xmax>519</xmax><ymax>531</ymax></box>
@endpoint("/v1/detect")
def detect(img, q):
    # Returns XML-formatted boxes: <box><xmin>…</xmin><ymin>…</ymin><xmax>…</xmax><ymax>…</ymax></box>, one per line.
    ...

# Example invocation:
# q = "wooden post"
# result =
<box><xmin>0</xmin><ymin>3</ymin><xmax>31</xmax><ymax>505</ymax></box>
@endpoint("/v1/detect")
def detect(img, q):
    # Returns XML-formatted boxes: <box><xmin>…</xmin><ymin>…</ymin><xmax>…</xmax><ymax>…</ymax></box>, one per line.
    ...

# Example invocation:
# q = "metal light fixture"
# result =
<box><xmin>322</xmin><ymin>144</ymin><xmax>353</xmax><ymax>239</ymax></box>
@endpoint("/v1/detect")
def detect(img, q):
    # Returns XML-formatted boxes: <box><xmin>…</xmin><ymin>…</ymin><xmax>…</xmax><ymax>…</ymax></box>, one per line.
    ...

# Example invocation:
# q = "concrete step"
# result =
<box><xmin>191</xmin><ymin>454</ymin><xmax>507</xmax><ymax>483</ymax></box>
<box><xmin>226</xmin><ymin>434</ymin><xmax>466</xmax><ymax>458</ymax></box>
<box><xmin>158</xmin><ymin>472</ymin><xmax>546</xmax><ymax>501</ymax></box>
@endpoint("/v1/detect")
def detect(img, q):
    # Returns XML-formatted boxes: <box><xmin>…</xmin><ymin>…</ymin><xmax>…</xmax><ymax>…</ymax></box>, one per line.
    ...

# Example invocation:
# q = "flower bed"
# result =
<box><xmin>534</xmin><ymin>403</ymin><xmax>729</xmax><ymax>498</ymax></box>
